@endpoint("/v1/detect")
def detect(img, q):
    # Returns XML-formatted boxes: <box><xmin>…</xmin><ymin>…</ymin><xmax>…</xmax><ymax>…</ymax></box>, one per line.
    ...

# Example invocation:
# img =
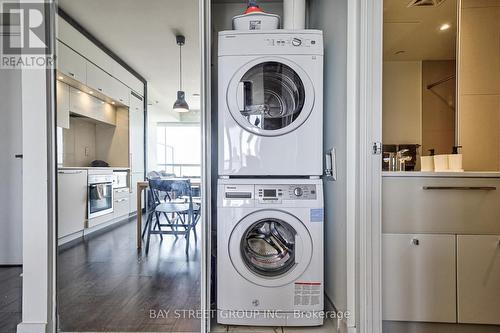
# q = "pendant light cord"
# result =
<box><xmin>179</xmin><ymin>42</ymin><xmax>183</xmax><ymax>91</ymax></box>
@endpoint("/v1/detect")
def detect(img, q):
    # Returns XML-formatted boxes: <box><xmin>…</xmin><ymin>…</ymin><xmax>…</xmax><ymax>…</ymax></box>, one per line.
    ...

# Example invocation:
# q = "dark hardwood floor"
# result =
<box><xmin>0</xmin><ymin>266</ymin><xmax>22</xmax><ymax>333</ymax></box>
<box><xmin>58</xmin><ymin>217</ymin><xmax>201</xmax><ymax>332</ymax></box>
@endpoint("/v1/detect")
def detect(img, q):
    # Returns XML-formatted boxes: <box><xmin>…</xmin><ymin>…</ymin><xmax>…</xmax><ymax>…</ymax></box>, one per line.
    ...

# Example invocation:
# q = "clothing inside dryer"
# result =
<box><xmin>241</xmin><ymin>218</ymin><xmax>296</xmax><ymax>277</ymax></box>
<box><xmin>240</xmin><ymin>61</ymin><xmax>305</xmax><ymax>131</ymax></box>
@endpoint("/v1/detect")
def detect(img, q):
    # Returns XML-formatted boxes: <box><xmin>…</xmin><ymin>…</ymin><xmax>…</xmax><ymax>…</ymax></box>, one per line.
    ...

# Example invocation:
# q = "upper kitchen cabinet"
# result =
<box><xmin>111</xmin><ymin>79</ymin><xmax>131</xmax><ymax>107</ymax></box>
<box><xmin>56</xmin><ymin>41</ymin><xmax>86</xmax><ymax>83</ymax></box>
<box><xmin>57</xmin><ymin>14</ymin><xmax>144</xmax><ymax>98</ymax></box>
<box><xmin>86</xmin><ymin>61</ymin><xmax>113</xmax><ymax>98</ymax></box>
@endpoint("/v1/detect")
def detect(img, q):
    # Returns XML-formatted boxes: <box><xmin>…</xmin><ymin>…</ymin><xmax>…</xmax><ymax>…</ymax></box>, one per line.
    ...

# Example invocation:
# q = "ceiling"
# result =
<box><xmin>384</xmin><ymin>0</ymin><xmax>457</xmax><ymax>61</ymax></box>
<box><xmin>58</xmin><ymin>0</ymin><xmax>201</xmax><ymax>117</ymax></box>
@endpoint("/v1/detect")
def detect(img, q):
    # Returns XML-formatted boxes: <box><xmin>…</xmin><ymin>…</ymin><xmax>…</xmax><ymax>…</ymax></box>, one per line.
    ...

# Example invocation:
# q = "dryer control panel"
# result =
<box><xmin>255</xmin><ymin>184</ymin><xmax>317</xmax><ymax>201</ymax></box>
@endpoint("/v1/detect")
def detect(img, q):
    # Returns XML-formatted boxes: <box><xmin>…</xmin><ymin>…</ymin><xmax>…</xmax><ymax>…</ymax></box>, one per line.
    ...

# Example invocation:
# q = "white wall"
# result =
<box><xmin>309</xmin><ymin>0</ymin><xmax>349</xmax><ymax>314</ymax></box>
<box><xmin>382</xmin><ymin>61</ymin><xmax>422</xmax><ymax>145</ymax></box>
<box><xmin>0</xmin><ymin>69</ymin><xmax>23</xmax><ymax>265</ymax></box>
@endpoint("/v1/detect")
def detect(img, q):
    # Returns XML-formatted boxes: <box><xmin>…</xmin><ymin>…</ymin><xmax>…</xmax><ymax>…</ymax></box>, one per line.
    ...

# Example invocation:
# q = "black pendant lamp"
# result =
<box><xmin>173</xmin><ymin>35</ymin><xmax>189</xmax><ymax>113</ymax></box>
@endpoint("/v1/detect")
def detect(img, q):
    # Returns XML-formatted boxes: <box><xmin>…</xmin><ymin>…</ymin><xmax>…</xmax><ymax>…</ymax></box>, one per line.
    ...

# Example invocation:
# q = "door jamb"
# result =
<box><xmin>357</xmin><ymin>0</ymin><xmax>383</xmax><ymax>332</ymax></box>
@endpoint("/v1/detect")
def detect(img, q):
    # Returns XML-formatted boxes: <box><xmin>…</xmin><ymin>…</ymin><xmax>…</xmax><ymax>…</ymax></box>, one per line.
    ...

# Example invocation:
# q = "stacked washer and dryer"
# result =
<box><xmin>217</xmin><ymin>29</ymin><xmax>324</xmax><ymax>326</ymax></box>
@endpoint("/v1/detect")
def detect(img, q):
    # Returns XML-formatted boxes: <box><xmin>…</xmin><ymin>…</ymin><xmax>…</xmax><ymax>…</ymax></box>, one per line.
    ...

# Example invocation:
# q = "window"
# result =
<box><xmin>156</xmin><ymin>123</ymin><xmax>201</xmax><ymax>177</ymax></box>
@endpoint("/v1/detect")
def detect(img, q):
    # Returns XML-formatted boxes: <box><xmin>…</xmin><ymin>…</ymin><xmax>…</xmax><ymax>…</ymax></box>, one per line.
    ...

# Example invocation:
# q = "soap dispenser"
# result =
<box><xmin>448</xmin><ymin>146</ymin><xmax>464</xmax><ymax>172</ymax></box>
<box><xmin>421</xmin><ymin>149</ymin><xmax>435</xmax><ymax>172</ymax></box>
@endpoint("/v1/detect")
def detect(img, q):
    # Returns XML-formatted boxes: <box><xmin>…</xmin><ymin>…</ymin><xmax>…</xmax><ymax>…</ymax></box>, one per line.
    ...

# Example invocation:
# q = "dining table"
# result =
<box><xmin>135</xmin><ymin>178</ymin><xmax>201</xmax><ymax>249</ymax></box>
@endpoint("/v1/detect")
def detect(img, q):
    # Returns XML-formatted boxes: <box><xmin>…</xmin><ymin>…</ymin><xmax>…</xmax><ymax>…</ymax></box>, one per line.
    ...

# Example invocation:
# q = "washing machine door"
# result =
<box><xmin>226</xmin><ymin>57</ymin><xmax>315</xmax><ymax>137</ymax></box>
<box><xmin>229</xmin><ymin>209</ymin><xmax>313</xmax><ymax>287</ymax></box>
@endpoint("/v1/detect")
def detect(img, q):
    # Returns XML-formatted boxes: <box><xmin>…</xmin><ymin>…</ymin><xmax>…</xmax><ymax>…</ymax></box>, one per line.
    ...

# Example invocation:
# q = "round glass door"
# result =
<box><xmin>241</xmin><ymin>218</ymin><xmax>296</xmax><ymax>277</ymax></box>
<box><xmin>227</xmin><ymin>57</ymin><xmax>315</xmax><ymax>137</ymax></box>
<box><xmin>229</xmin><ymin>210</ymin><xmax>313</xmax><ymax>287</ymax></box>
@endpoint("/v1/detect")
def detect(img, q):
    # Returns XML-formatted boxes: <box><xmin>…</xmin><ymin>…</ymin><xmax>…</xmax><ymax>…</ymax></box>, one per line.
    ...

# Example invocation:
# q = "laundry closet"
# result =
<box><xmin>208</xmin><ymin>0</ymin><xmax>353</xmax><ymax>331</ymax></box>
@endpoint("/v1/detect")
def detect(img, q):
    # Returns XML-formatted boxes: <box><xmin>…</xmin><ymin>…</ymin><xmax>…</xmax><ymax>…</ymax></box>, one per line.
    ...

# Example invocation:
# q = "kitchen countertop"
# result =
<box><xmin>383</xmin><ymin>171</ymin><xmax>500</xmax><ymax>178</ymax></box>
<box><xmin>58</xmin><ymin>166</ymin><xmax>131</xmax><ymax>171</ymax></box>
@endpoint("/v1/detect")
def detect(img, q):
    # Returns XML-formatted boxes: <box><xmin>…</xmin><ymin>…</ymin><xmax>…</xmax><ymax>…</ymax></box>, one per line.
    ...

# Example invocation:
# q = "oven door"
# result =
<box><xmin>88</xmin><ymin>182</ymin><xmax>113</xmax><ymax>219</ymax></box>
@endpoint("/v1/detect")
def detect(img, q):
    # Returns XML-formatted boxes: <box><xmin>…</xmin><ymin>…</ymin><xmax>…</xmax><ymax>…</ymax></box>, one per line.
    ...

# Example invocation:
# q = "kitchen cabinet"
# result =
<box><xmin>111</xmin><ymin>80</ymin><xmax>130</xmax><ymax>107</ymax></box>
<box><xmin>129</xmin><ymin>92</ymin><xmax>145</xmax><ymax>174</ymax></box>
<box><xmin>86</xmin><ymin>61</ymin><xmax>113</xmax><ymax>98</ymax></box>
<box><xmin>69</xmin><ymin>87</ymin><xmax>116</xmax><ymax>126</ymax></box>
<box><xmin>382</xmin><ymin>233</ymin><xmax>456</xmax><ymax>323</ymax></box>
<box><xmin>457</xmin><ymin>235</ymin><xmax>500</xmax><ymax>325</ymax></box>
<box><xmin>56</xmin><ymin>80</ymin><xmax>70</xmax><ymax>129</ymax></box>
<box><xmin>57</xmin><ymin>169</ymin><xmax>87</xmax><ymax>238</ymax></box>
<box><xmin>56</xmin><ymin>41</ymin><xmax>87</xmax><ymax>83</ymax></box>
<box><xmin>113</xmin><ymin>187</ymin><xmax>130</xmax><ymax>219</ymax></box>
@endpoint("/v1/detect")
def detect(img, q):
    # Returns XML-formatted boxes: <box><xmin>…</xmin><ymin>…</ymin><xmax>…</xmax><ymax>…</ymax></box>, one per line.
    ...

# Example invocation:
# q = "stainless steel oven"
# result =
<box><xmin>88</xmin><ymin>173</ymin><xmax>114</xmax><ymax>219</ymax></box>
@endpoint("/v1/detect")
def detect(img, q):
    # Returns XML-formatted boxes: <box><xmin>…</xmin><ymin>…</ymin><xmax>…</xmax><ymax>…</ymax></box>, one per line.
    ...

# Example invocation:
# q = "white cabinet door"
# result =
<box><xmin>57</xmin><ymin>169</ymin><xmax>87</xmax><ymax>238</ymax></box>
<box><xmin>129</xmin><ymin>93</ymin><xmax>144</xmax><ymax>173</ymax></box>
<box><xmin>56</xmin><ymin>41</ymin><xmax>87</xmax><ymax>83</ymax></box>
<box><xmin>382</xmin><ymin>233</ymin><xmax>457</xmax><ymax>323</ymax></box>
<box><xmin>69</xmin><ymin>87</ymin><xmax>116</xmax><ymax>126</ymax></box>
<box><xmin>129</xmin><ymin>172</ymin><xmax>145</xmax><ymax>214</ymax></box>
<box><xmin>86</xmin><ymin>61</ymin><xmax>113</xmax><ymax>97</ymax></box>
<box><xmin>457</xmin><ymin>235</ymin><xmax>500</xmax><ymax>325</ymax></box>
<box><xmin>110</xmin><ymin>79</ymin><xmax>130</xmax><ymax>106</ymax></box>
<box><xmin>56</xmin><ymin>80</ymin><xmax>70</xmax><ymax>129</ymax></box>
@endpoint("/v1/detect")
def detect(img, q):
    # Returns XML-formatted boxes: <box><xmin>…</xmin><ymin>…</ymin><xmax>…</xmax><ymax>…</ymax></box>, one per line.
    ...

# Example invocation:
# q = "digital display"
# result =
<box><xmin>263</xmin><ymin>189</ymin><xmax>276</xmax><ymax>197</ymax></box>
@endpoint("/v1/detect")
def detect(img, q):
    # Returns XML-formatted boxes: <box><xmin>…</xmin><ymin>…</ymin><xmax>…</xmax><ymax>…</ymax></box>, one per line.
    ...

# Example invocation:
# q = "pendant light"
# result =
<box><xmin>173</xmin><ymin>35</ymin><xmax>189</xmax><ymax>113</ymax></box>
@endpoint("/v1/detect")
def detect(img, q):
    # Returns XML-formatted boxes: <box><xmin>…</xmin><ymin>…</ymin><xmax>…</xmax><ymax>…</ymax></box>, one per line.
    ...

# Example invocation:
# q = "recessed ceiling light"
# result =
<box><xmin>111</xmin><ymin>101</ymin><xmax>115</xmax><ymax>105</ymax></box>
<box><xmin>89</xmin><ymin>91</ymin><xmax>94</xmax><ymax>94</ymax></box>
<box><xmin>77</xmin><ymin>91</ymin><xmax>81</xmax><ymax>94</ymax></box>
<box><xmin>58</xmin><ymin>76</ymin><xmax>64</xmax><ymax>80</ymax></box>
<box><xmin>440</xmin><ymin>23</ymin><xmax>451</xmax><ymax>31</ymax></box>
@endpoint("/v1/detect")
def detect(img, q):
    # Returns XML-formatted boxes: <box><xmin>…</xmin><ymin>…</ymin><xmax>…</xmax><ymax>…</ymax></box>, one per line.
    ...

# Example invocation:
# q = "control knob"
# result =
<box><xmin>294</xmin><ymin>187</ymin><xmax>303</xmax><ymax>197</ymax></box>
<box><xmin>292</xmin><ymin>38</ymin><xmax>302</xmax><ymax>46</ymax></box>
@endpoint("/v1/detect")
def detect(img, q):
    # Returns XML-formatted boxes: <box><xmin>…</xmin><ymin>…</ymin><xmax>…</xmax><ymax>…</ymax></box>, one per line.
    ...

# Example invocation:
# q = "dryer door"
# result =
<box><xmin>226</xmin><ymin>57</ymin><xmax>315</xmax><ymax>137</ymax></box>
<box><xmin>228</xmin><ymin>209</ymin><xmax>313</xmax><ymax>287</ymax></box>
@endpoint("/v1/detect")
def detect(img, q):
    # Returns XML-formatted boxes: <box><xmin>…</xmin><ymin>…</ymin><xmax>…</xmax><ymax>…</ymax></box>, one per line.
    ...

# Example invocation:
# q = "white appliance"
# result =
<box><xmin>112</xmin><ymin>170</ymin><xmax>128</xmax><ymax>189</ymax></box>
<box><xmin>218</xmin><ymin>30</ymin><xmax>323</xmax><ymax>176</ymax></box>
<box><xmin>217</xmin><ymin>178</ymin><xmax>324</xmax><ymax>326</ymax></box>
<box><xmin>58</xmin><ymin>169</ymin><xmax>87</xmax><ymax>239</ymax></box>
<box><xmin>87</xmin><ymin>170</ymin><xmax>114</xmax><ymax>219</ymax></box>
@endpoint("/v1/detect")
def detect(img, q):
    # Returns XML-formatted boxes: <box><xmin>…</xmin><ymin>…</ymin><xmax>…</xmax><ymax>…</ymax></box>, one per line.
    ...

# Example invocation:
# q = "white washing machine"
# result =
<box><xmin>217</xmin><ymin>178</ymin><xmax>324</xmax><ymax>326</ymax></box>
<box><xmin>218</xmin><ymin>30</ymin><xmax>323</xmax><ymax>176</ymax></box>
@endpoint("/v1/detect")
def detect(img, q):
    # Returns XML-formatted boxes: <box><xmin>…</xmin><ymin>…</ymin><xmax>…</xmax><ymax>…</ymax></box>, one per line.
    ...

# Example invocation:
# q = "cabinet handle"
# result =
<box><xmin>58</xmin><ymin>170</ymin><xmax>83</xmax><ymax>174</ymax></box>
<box><xmin>411</xmin><ymin>238</ymin><xmax>419</xmax><ymax>246</ymax></box>
<box><xmin>115</xmin><ymin>198</ymin><xmax>128</xmax><ymax>203</ymax></box>
<box><xmin>423</xmin><ymin>186</ymin><xmax>496</xmax><ymax>191</ymax></box>
<box><xmin>98</xmin><ymin>88</ymin><xmax>103</xmax><ymax>92</ymax></box>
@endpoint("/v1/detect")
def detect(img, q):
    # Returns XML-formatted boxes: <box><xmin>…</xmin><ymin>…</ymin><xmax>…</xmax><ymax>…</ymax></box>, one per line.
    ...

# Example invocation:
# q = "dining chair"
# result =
<box><xmin>144</xmin><ymin>177</ymin><xmax>196</xmax><ymax>255</ymax></box>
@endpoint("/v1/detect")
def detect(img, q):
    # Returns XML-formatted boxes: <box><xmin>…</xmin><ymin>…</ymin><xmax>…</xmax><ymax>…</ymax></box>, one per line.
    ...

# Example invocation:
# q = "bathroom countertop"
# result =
<box><xmin>382</xmin><ymin>171</ymin><xmax>500</xmax><ymax>178</ymax></box>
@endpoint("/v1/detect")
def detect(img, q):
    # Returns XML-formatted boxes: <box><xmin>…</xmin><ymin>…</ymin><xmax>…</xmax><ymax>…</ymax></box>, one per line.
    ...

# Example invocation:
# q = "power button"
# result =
<box><xmin>292</xmin><ymin>38</ymin><xmax>302</xmax><ymax>47</ymax></box>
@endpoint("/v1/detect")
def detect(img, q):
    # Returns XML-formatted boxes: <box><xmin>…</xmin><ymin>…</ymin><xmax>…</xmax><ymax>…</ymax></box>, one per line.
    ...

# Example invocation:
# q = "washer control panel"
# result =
<box><xmin>255</xmin><ymin>184</ymin><xmax>317</xmax><ymax>200</ymax></box>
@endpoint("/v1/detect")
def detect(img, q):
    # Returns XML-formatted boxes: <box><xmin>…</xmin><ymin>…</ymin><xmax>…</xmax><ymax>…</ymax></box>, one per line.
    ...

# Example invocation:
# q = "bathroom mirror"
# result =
<box><xmin>382</xmin><ymin>0</ymin><xmax>458</xmax><ymax>170</ymax></box>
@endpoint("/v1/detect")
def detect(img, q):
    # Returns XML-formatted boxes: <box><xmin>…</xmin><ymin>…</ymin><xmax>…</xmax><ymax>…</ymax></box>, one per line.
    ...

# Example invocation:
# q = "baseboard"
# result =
<box><xmin>0</xmin><ymin>259</ymin><xmax>22</xmax><ymax>265</ymax></box>
<box><xmin>383</xmin><ymin>321</ymin><xmax>500</xmax><ymax>333</ymax></box>
<box><xmin>17</xmin><ymin>322</ymin><xmax>47</xmax><ymax>333</ymax></box>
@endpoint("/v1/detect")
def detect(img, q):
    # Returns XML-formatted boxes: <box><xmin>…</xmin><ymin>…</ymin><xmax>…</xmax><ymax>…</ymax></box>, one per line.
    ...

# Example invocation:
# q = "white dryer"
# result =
<box><xmin>218</xmin><ymin>30</ymin><xmax>323</xmax><ymax>176</ymax></box>
<box><xmin>217</xmin><ymin>178</ymin><xmax>324</xmax><ymax>326</ymax></box>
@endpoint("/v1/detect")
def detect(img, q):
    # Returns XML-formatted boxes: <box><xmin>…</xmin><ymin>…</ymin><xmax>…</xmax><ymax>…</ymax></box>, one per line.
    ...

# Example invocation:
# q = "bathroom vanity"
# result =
<box><xmin>382</xmin><ymin>172</ymin><xmax>500</xmax><ymax>327</ymax></box>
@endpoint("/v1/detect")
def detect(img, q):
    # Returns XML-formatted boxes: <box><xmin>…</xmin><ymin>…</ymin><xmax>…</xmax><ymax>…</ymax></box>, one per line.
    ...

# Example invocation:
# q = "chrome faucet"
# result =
<box><xmin>396</xmin><ymin>149</ymin><xmax>412</xmax><ymax>171</ymax></box>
